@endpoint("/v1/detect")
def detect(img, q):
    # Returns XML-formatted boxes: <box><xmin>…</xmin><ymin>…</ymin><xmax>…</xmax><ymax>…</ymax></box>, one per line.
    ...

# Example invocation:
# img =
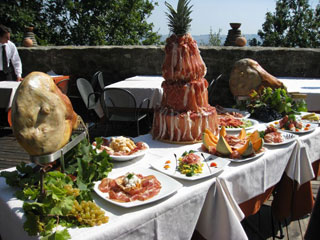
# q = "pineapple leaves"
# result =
<box><xmin>165</xmin><ymin>0</ymin><xmax>193</xmax><ymax>35</ymax></box>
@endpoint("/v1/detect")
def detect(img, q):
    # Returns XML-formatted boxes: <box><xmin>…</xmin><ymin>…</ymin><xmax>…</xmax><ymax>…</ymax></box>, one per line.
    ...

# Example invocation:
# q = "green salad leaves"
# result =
<box><xmin>0</xmin><ymin>137</ymin><xmax>113</xmax><ymax>239</ymax></box>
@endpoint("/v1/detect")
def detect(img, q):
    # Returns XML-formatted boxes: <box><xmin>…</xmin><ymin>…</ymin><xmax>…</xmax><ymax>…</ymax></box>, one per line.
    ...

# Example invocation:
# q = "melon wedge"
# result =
<box><xmin>202</xmin><ymin>132</ymin><xmax>217</xmax><ymax>149</ymax></box>
<box><xmin>216</xmin><ymin>135</ymin><xmax>232</xmax><ymax>155</ymax></box>
<box><xmin>204</xmin><ymin>128</ymin><xmax>218</xmax><ymax>143</ymax></box>
<box><xmin>220</xmin><ymin>126</ymin><xmax>227</xmax><ymax>138</ymax></box>
<box><xmin>236</xmin><ymin>140</ymin><xmax>249</xmax><ymax>155</ymax></box>
<box><xmin>238</xmin><ymin>128</ymin><xmax>246</xmax><ymax>140</ymax></box>
<box><xmin>252</xmin><ymin>138</ymin><xmax>263</xmax><ymax>152</ymax></box>
<box><xmin>249</xmin><ymin>130</ymin><xmax>260</xmax><ymax>143</ymax></box>
<box><xmin>242</xmin><ymin>140</ymin><xmax>254</xmax><ymax>157</ymax></box>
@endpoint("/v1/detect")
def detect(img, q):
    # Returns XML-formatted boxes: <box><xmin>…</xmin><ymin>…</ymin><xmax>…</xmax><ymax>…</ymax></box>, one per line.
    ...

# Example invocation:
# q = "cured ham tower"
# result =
<box><xmin>152</xmin><ymin>0</ymin><xmax>218</xmax><ymax>142</ymax></box>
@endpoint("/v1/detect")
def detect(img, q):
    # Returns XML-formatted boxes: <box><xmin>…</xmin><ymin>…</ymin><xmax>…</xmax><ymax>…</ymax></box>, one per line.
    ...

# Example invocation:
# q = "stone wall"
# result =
<box><xmin>17</xmin><ymin>46</ymin><xmax>320</xmax><ymax>107</ymax></box>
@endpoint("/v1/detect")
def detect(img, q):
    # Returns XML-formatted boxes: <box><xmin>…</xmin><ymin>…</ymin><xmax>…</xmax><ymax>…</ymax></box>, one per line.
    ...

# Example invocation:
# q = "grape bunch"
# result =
<box><xmin>70</xmin><ymin>200</ymin><xmax>109</xmax><ymax>226</ymax></box>
<box><xmin>64</xmin><ymin>184</ymin><xmax>80</xmax><ymax>197</ymax></box>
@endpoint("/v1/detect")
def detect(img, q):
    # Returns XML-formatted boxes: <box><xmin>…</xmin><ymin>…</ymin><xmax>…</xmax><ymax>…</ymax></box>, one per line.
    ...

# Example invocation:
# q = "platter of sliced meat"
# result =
<box><xmin>260</xmin><ymin>126</ymin><xmax>298</xmax><ymax>146</ymax></box>
<box><xmin>216</xmin><ymin>106</ymin><xmax>250</xmax><ymax>119</ymax></box>
<box><xmin>267</xmin><ymin>115</ymin><xmax>318</xmax><ymax>134</ymax></box>
<box><xmin>218</xmin><ymin>117</ymin><xmax>259</xmax><ymax>132</ymax></box>
<box><xmin>93</xmin><ymin>168</ymin><xmax>182</xmax><ymax>208</ymax></box>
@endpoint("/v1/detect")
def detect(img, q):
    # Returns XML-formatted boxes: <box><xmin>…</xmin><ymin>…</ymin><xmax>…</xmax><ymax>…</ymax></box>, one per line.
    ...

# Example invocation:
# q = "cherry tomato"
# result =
<box><xmin>164</xmin><ymin>165</ymin><xmax>170</xmax><ymax>169</ymax></box>
<box><xmin>210</xmin><ymin>162</ymin><xmax>217</xmax><ymax>167</ymax></box>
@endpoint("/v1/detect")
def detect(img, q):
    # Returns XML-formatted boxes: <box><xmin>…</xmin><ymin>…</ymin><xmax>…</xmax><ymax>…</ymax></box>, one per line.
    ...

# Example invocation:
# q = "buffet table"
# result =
<box><xmin>1</xmin><ymin>123</ymin><xmax>320</xmax><ymax>240</ymax></box>
<box><xmin>0</xmin><ymin>81</ymin><xmax>20</xmax><ymax>109</ymax></box>
<box><xmin>278</xmin><ymin>77</ymin><xmax>320</xmax><ymax>112</ymax></box>
<box><xmin>104</xmin><ymin>76</ymin><xmax>164</xmax><ymax>109</ymax></box>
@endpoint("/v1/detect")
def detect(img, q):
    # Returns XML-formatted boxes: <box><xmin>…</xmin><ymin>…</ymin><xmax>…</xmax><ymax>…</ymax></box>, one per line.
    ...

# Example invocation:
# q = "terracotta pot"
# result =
<box><xmin>23</xmin><ymin>38</ymin><xmax>33</xmax><ymax>47</ymax></box>
<box><xmin>230</xmin><ymin>23</ymin><xmax>241</xmax><ymax>30</ymax></box>
<box><xmin>235</xmin><ymin>36</ymin><xmax>247</xmax><ymax>47</ymax></box>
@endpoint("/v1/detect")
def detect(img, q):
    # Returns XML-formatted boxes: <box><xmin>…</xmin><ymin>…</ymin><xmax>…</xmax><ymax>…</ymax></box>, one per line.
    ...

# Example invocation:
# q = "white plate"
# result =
<box><xmin>150</xmin><ymin>152</ymin><xmax>230</xmax><ymax>181</ymax></box>
<box><xmin>224</xmin><ymin>108</ymin><xmax>250</xmax><ymax>119</ymax></box>
<box><xmin>298</xmin><ymin>112</ymin><xmax>320</xmax><ymax>124</ymax></box>
<box><xmin>267</xmin><ymin>120</ymin><xmax>318</xmax><ymax>134</ymax></box>
<box><xmin>227</xmin><ymin>150</ymin><xmax>266</xmax><ymax>163</ymax></box>
<box><xmin>221</xmin><ymin>118</ymin><xmax>259</xmax><ymax>132</ymax></box>
<box><xmin>263</xmin><ymin>132</ymin><xmax>298</xmax><ymax>146</ymax></box>
<box><xmin>94</xmin><ymin>137</ymin><xmax>149</xmax><ymax>161</ymax></box>
<box><xmin>93</xmin><ymin>168</ymin><xmax>182</xmax><ymax>208</ymax></box>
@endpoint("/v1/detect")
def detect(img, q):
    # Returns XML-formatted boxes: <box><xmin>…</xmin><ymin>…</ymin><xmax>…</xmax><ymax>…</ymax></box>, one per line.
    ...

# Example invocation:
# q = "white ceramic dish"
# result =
<box><xmin>94</xmin><ymin>136</ymin><xmax>149</xmax><ymax>161</ymax></box>
<box><xmin>93</xmin><ymin>168</ymin><xmax>182</xmax><ymax>208</ymax></box>
<box><xmin>227</xmin><ymin>150</ymin><xmax>266</xmax><ymax>163</ymax></box>
<box><xmin>263</xmin><ymin>132</ymin><xmax>298</xmax><ymax>146</ymax></box>
<box><xmin>223</xmin><ymin>108</ymin><xmax>251</xmax><ymax>119</ymax></box>
<box><xmin>221</xmin><ymin>118</ymin><xmax>259</xmax><ymax>132</ymax></box>
<box><xmin>267</xmin><ymin>120</ymin><xmax>318</xmax><ymax>134</ymax></box>
<box><xmin>297</xmin><ymin>112</ymin><xmax>320</xmax><ymax>124</ymax></box>
<box><xmin>150</xmin><ymin>152</ymin><xmax>230</xmax><ymax>181</ymax></box>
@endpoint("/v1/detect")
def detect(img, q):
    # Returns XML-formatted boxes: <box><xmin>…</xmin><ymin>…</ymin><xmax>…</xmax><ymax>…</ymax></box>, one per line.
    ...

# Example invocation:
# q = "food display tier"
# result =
<box><xmin>29</xmin><ymin>131</ymin><xmax>87</xmax><ymax>166</ymax></box>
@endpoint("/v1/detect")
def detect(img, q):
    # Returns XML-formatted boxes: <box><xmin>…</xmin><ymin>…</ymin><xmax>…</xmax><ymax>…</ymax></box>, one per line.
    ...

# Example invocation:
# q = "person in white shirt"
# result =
<box><xmin>0</xmin><ymin>24</ymin><xmax>22</xmax><ymax>81</ymax></box>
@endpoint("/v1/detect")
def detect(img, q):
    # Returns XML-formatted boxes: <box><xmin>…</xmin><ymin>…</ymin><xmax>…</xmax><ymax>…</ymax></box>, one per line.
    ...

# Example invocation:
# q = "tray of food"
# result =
<box><xmin>259</xmin><ymin>126</ymin><xmax>297</xmax><ymax>146</ymax></box>
<box><xmin>150</xmin><ymin>150</ymin><xmax>230</xmax><ymax>180</ymax></box>
<box><xmin>94</xmin><ymin>168</ymin><xmax>182</xmax><ymax>208</ymax></box>
<box><xmin>218</xmin><ymin>117</ymin><xmax>258</xmax><ymax>132</ymax></box>
<box><xmin>216</xmin><ymin>106</ymin><xmax>250</xmax><ymax>119</ymax></box>
<box><xmin>267</xmin><ymin>115</ymin><xmax>318</xmax><ymax>134</ymax></box>
<box><xmin>202</xmin><ymin>128</ymin><xmax>265</xmax><ymax>163</ymax></box>
<box><xmin>92</xmin><ymin>136</ymin><xmax>149</xmax><ymax>161</ymax></box>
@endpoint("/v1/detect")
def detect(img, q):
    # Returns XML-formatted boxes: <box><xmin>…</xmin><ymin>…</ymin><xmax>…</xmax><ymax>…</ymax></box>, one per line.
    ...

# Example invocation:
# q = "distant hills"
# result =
<box><xmin>160</xmin><ymin>34</ymin><xmax>261</xmax><ymax>46</ymax></box>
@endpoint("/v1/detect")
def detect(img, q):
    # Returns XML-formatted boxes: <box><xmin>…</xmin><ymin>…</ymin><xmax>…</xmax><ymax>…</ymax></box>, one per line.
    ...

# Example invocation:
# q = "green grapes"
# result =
<box><xmin>70</xmin><ymin>200</ymin><xmax>109</xmax><ymax>226</ymax></box>
<box><xmin>64</xmin><ymin>184</ymin><xmax>80</xmax><ymax>197</ymax></box>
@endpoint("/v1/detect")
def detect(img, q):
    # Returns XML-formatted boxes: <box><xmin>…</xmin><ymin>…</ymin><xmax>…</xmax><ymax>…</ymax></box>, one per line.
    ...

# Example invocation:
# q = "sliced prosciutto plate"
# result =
<box><xmin>263</xmin><ymin>132</ymin><xmax>297</xmax><ymax>146</ymax></box>
<box><xmin>150</xmin><ymin>152</ymin><xmax>230</xmax><ymax>181</ymax></box>
<box><xmin>93</xmin><ymin>169</ymin><xmax>182</xmax><ymax>208</ymax></box>
<box><xmin>219</xmin><ymin>118</ymin><xmax>259</xmax><ymax>132</ymax></box>
<box><xmin>223</xmin><ymin>108</ymin><xmax>250</xmax><ymax>119</ymax></box>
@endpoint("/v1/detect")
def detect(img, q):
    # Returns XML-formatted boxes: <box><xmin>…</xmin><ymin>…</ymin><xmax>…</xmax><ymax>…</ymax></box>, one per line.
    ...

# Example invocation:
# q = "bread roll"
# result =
<box><xmin>11</xmin><ymin>72</ymin><xmax>79</xmax><ymax>156</ymax></box>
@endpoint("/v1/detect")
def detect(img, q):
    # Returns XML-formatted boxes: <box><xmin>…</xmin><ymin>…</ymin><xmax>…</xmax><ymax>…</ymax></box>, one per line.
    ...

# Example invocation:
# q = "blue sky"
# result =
<box><xmin>147</xmin><ymin>0</ymin><xmax>319</xmax><ymax>35</ymax></box>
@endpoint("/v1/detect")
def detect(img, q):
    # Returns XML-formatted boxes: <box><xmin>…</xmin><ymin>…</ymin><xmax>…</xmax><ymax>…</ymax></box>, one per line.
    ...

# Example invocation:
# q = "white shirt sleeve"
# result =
<box><xmin>9</xmin><ymin>41</ymin><xmax>22</xmax><ymax>78</ymax></box>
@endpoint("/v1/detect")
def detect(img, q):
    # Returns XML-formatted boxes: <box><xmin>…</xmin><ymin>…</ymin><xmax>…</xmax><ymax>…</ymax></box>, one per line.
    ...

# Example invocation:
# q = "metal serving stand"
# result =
<box><xmin>29</xmin><ymin>127</ymin><xmax>87</xmax><ymax>194</ymax></box>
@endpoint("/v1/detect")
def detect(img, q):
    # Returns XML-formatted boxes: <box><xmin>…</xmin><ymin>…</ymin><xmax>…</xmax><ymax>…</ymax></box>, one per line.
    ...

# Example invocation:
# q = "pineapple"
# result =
<box><xmin>162</xmin><ymin>0</ymin><xmax>207</xmax><ymax>82</ymax></box>
<box><xmin>165</xmin><ymin>0</ymin><xmax>193</xmax><ymax>36</ymax></box>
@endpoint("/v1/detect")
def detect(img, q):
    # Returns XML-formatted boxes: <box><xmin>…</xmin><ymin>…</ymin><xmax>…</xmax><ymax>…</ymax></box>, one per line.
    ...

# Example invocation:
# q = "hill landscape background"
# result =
<box><xmin>160</xmin><ymin>34</ymin><xmax>261</xmax><ymax>46</ymax></box>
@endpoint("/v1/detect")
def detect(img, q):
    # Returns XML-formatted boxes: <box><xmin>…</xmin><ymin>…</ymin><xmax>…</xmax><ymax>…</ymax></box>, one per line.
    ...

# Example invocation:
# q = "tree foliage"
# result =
<box><xmin>208</xmin><ymin>27</ymin><xmax>222</xmax><ymax>46</ymax></box>
<box><xmin>0</xmin><ymin>0</ymin><xmax>161</xmax><ymax>46</ymax></box>
<box><xmin>256</xmin><ymin>0</ymin><xmax>320</xmax><ymax>48</ymax></box>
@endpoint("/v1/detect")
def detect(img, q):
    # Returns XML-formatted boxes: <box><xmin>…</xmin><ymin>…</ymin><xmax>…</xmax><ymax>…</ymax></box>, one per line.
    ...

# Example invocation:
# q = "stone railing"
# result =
<box><xmin>17</xmin><ymin>46</ymin><xmax>320</xmax><ymax>108</ymax></box>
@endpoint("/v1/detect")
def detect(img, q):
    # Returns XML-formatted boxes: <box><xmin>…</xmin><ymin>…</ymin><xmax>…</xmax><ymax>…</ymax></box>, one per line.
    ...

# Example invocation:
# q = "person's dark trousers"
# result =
<box><xmin>0</xmin><ymin>70</ymin><xmax>13</xmax><ymax>81</ymax></box>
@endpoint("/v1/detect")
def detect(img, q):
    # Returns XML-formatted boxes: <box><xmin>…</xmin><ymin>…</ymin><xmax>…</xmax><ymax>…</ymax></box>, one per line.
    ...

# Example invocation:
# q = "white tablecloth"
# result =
<box><xmin>105</xmin><ymin>76</ymin><xmax>164</xmax><ymax>109</ymax></box>
<box><xmin>1</xmin><ymin>123</ymin><xmax>319</xmax><ymax>240</ymax></box>
<box><xmin>278</xmin><ymin>77</ymin><xmax>320</xmax><ymax>112</ymax></box>
<box><xmin>0</xmin><ymin>81</ymin><xmax>20</xmax><ymax>109</ymax></box>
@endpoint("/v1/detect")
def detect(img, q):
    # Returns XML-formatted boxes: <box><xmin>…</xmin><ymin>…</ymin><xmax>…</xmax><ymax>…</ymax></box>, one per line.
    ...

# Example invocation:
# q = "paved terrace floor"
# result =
<box><xmin>0</xmin><ymin>124</ymin><xmax>319</xmax><ymax>240</ymax></box>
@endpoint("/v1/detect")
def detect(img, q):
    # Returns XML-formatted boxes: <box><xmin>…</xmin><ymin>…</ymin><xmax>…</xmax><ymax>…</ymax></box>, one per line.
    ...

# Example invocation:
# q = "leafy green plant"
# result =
<box><xmin>236</xmin><ymin>87</ymin><xmax>307</xmax><ymax>122</ymax></box>
<box><xmin>0</xmin><ymin>137</ymin><xmax>113</xmax><ymax>239</ymax></box>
